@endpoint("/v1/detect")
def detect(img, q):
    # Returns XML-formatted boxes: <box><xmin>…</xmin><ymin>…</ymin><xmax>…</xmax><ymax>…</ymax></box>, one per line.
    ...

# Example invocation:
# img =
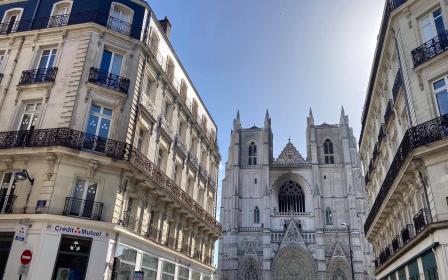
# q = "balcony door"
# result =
<box><xmin>84</xmin><ymin>104</ymin><xmax>112</xmax><ymax>152</ymax></box>
<box><xmin>100</xmin><ymin>49</ymin><xmax>123</xmax><ymax>76</ymax></box>
<box><xmin>0</xmin><ymin>172</ymin><xmax>16</xmax><ymax>213</ymax></box>
<box><xmin>2</xmin><ymin>10</ymin><xmax>21</xmax><ymax>34</ymax></box>
<box><xmin>18</xmin><ymin>102</ymin><xmax>42</xmax><ymax>131</ymax></box>
<box><xmin>109</xmin><ymin>3</ymin><xmax>132</xmax><ymax>34</ymax></box>
<box><xmin>420</xmin><ymin>8</ymin><xmax>446</xmax><ymax>43</ymax></box>
<box><xmin>70</xmin><ymin>178</ymin><xmax>98</xmax><ymax>218</ymax></box>
<box><xmin>49</xmin><ymin>2</ymin><xmax>71</xmax><ymax>27</ymax></box>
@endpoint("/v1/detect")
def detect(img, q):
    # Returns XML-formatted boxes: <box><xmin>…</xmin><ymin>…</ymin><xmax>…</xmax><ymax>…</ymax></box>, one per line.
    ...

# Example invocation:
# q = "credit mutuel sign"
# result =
<box><xmin>49</xmin><ymin>224</ymin><xmax>108</xmax><ymax>238</ymax></box>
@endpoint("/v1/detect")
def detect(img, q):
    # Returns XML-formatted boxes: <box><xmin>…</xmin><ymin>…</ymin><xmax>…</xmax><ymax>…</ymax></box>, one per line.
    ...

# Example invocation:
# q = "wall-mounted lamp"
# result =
<box><xmin>14</xmin><ymin>169</ymin><xmax>34</xmax><ymax>186</ymax></box>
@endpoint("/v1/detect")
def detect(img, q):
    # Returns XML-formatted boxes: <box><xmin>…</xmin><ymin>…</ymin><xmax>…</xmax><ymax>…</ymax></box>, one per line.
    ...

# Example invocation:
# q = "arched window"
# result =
<box><xmin>332</xmin><ymin>268</ymin><xmax>347</xmax><ymax>280</ymax></box>
<box><xmin>49</xmin><ymin>1</ymin><xmax>72</xmax><ymax>27</ymax></box>
<box><xmin>254</xmin><ymin>206</ymin><xmax>260</xmax><ymax>224</ymax></box>
<box><xmin>244</xmin><ymin>265</ymin><xmax>259</xmax><ymax>280</ymax></box>
<box><xmin>326</xmin><ymin>207</ymin><xmax>333</xmax><ymax>225</ymax></box>
<box><xmin>248</xmin><ymin>142</ymin><xmax>257</xmax><ymax>165</ymax></box>
<box><xmin>148</xmin><ymin>28</ymin><xmax>160</xmax><ymax>54</ymax></box>
<box><xmin>324</xmin><ymin>139</ymin><xmax>335</xmax><ymax>164</ymax></box>
<box><xmin>278</xmin><ymin>180</ymin><xmax>305</xmax><ymax>213</ymax></box>
<box><xmin>166</xmin><ymin>57</ymin><xmax>175</xmax><ymax>82</ymax></box>
<box><xmin>1</xmin><ymin>8</ymin><xmax>23</xmax><ymax>34</ymax></box>
<box><xmin>108</xmin><ymin>2</ymin><xmax>133</xmax><ymax>35</ymax></box>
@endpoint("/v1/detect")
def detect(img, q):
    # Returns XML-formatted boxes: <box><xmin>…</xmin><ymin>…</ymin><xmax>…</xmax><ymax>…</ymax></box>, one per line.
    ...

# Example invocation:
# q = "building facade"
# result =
<box><xmin>218</xmin><ymin>110</ymin><xmax>374</xmax><ymax>280</ymax></box>
<box><xmin>359</xmin><ymin>0</ymin><xmax>448</xmax><ymax>279</ymax></box>
<box><xmin>0</xmin><ymin>0</ymin><xmax>221</xmax><ymax>279</ymax></box>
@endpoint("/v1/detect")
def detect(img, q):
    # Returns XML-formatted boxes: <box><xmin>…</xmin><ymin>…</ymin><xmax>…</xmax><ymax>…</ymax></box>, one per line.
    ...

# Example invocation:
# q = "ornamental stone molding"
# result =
<box><xmin>271</xmin><ymin>244</ymin><xmax>317</xmax><ymax>280</ymax></box>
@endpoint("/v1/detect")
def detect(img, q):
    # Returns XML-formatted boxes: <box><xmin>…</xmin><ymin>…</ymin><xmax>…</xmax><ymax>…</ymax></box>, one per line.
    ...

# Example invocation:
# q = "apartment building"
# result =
<box><xmin>360</xmin><ymin>0</ymin><xmax>448</xmax><ymax>279</ymax></box>
<box><xmin>0</xmin><ymin>0</ymin><xmax>221</xmax><ymax>279</ymax></box>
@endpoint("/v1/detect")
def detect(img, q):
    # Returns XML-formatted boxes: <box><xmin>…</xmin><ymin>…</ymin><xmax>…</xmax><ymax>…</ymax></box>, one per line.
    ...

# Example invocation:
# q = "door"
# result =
<box><xmin>70</xmin><ymin>178</ymin><xmax>98</xmax><ymax>218</ymax></box>
<box><xmin>18</xmin><ymin>102</ymin><xmax>42</xmax><ymax>131</ymax></box>
<box><xmin>420</xmin><ymin>8</ymin><xmax>447</xmax><ymax>49</ymax></box>
<box><xmin>5</xmin><ymin>14</ymin><xmax>17</xmax><ymax>34</ymax></box>
<box><xmin>0</xmin><ymin>233</ymin><xmax>14</xmax><ymax>277</ymax></box>
<box><xmin>84</xmin><ymin>104</ymin><xmax>112</xmax><ymax>152</ymax></box>
<box><xmin>100</xmin><ymin>49</ymin><xmax>123</xmax><ymax>76</ymax></box>
<box><xmin>52</xmin><ymin>235</ymin><xmax>92</xmax><ymax>280</ymax></box>
<box><xmin>110</xmin><ymin>5</ymin><xmax>131</xmax><ymax>34</ymax></box>
<box><xmin>0</xmin><ymin>172</ymin><xmax>16</xmax><ymax>213</ymax></box>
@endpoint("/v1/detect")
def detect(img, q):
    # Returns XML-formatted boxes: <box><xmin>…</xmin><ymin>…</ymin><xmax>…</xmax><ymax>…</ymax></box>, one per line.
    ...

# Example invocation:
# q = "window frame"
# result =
<box><xmin>1</xmin><ymin>8</ymin><xmax>23</xmax><ymax>24</ymax></box>
<box><xmin>108</xmin><ymin>2</ymin><xmax>134</xmax><ymax>35</ymax></box>
<box><xmin>431</xmin><ymin>75</ymin><xmax>448</xmax><ymax>116</ymax></box>
<box><xmin>325</xmin><ymin>207</ymin><xmax>333</xmax><ymax>225</ymax></box>
<box><xmin>323</xmin><ymin>139</ymin><xmax>335</xmax><ymax>164</ymax></box>
<box><xmin>254</xmin><ymin>206</ymin><xmax>260</xmax><ymax>224</ymax></box>
<box><xmin>248</xmin><ymin>141</ymin><xmax>257</xmax><ymax>166</ymax></box>
<box><xmin>38</xmin><ymin>48</ymin><xmax>58</xmax><ymax>69</ymax></box>
<box><xmin>418</xmin><ymin>7</ymin><xmax>446</xmax><ymax>43</ymax></box>
<box><xmin>48</xmin><ymin>0</ymin><xmax>72</xmax><ymax>27</ymax></box>
<box><xmin>99</xmin><ymin>48</ymin><xmax>124</xmax><ymax>76</ymax></box>
<box><xmin>17</xmin><ymin>101</ymin><xmax>42</xmax><ymax>131</ymax></box>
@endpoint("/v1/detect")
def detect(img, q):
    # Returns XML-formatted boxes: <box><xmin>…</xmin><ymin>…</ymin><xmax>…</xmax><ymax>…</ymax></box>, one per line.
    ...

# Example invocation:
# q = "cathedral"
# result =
<box><xmin>218</xmin><ymin>109</ymin><xmax>374</xmax><ymax>280</ymax></box>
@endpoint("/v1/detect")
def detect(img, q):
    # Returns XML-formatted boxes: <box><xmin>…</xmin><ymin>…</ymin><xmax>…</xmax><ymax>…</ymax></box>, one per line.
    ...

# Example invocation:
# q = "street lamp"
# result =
<box><xmin>14</xmin><ymin>169</ymin><xmax>34</xmax><ymax>185</ymax></box>
<box><xmin>341</xmin><ymin>223</ymin><xmax>355</xmax><ymax>280</ymax></box>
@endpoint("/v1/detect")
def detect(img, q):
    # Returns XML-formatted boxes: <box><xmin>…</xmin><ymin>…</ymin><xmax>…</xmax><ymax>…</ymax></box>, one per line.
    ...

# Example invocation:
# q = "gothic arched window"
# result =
<box><xmin>244</xmin><ymin>265</ymin><xmax>259</xmax><ymax>280</ymax></box>
<box><xmin>248</xmin><ymin>142</ymin><xmax>257</xmax><ymax>165</ymax></box>
<box><xmin>254</xmin><ymin>206</ymin><xmax>260</xmax><ymax>224</ymax></box>
<box><xmin>326</xmin><ymin>207</ymin><xmax>333</xmax><ymax>225</ymax></box>
<box><xmin>324</xmin><ymin>139</ymin><xmax>335</xmax><ymax>164</ymax></box>
<box><xmin>333</xmin><ymin>268</ymin><xmax>347</xmax><ymax>280</ymax></box>
<box><xmin>278</xmin><ymin>180</ymin><xmax>305</xmax><ymax>213</ymax></box>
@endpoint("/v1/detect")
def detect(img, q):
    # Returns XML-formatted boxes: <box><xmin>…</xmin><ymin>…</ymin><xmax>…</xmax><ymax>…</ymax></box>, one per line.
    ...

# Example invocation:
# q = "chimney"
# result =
<box><xmin>159</xmin><ymin>16</ymin><xmax>171</xmax><ymax>38</ymax></box>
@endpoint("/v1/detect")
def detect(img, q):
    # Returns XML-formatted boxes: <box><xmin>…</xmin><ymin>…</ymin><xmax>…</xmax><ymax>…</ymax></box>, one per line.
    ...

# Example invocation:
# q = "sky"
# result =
<box><xmin>147</xmin><ymin>0</ymin><xmax>385</xmax><ymax>265</ymax></box>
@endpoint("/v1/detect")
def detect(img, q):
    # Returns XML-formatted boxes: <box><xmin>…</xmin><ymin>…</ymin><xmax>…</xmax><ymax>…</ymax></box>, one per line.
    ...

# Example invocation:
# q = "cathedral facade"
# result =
<box><xmin>218</xmin><ymin>109</ymin><xmax>374</xmax><ymax>280</ymax></box>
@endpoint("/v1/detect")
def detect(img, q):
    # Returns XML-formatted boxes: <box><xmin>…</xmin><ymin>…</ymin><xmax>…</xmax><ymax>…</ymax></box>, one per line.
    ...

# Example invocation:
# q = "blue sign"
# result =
<box><xmin>36</xmin><ymin>200</ymin><xmax>47</xmax><ymax>208</ymax></box>
<box><xmin>133</xmin><ymin>271</ymin><xmax>144</xmax><ymax>280</ymax></box>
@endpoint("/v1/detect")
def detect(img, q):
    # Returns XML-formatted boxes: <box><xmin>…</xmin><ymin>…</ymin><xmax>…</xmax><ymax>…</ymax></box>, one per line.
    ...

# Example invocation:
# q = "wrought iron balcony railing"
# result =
<box><xmin>379</xmin><ymin>250</ymin><xmax>387</xmax><ymax>264</ymax></box>
<box><xmin>42</xmin><ymin>14</ymin><xmax>70</xmax><ymax>28</ymax></box>
<box><xmin>120</xmin><ymin>211</ymin><xmax>142</xmax><ymax>232</ymax></box>
<box><xmin>88</xmin><ymin>67</ymin><xmax>130</xmax><ymax>94</ymax></box>
<box><xmin>392</xmin><ymin>235</ymin><xmax>402</xmax><ymax>252</ymax></box>
<box><xmin>378</xmin><ymin>124</ymin><xmax>386</xmax><ymax>146</ymax></box>
<box><xmin>0</xmin><ymin>128</ymin><xmax>222</xmax><ymax>234</ymax></box>
<box><xmin>412</xmin><ymin>30</ymin><xmax>448</xmax><ymax>67</ymax></box>
<box><xmin>413</xmin><ymin>208</ymin><xmax>431</xmax><ymax>234</ymax></box>
<box><xmin>63</xmin><ymin>197</ymin><xmax>103</xmax><ymax>220</ymax></box>
<box><xmin>19</xmin><ymin>67</ymin><xmax>58</xmax><ymax>86</ymax></box>
<box><xmin>401</xmin><ymin>224</ymin><xmax>414</xmax><ymax>244</ymax></box>
<box><xmin>384</xmin><ymin>99</ymin><xmax>394</xmax><ymax>126</ymax></box>
<box><xmin>0</xmin><ymin>195</ymin><xmax>16</xmax><ymax>214</ymax></box>
<box><xmin>364</xmin><ymin>114</ymin><xmax>448</xmax><ymax>233</ymax></box>
<box><xmin>107</xmin><ymin>16</ymin><xmax>132</xmax><ymax>35</ymax></box>
<box><xmin>0</xmin><ymin>21</ymin><xmax>22</xmax><ymax>35</ymax></box>
<box><xmin>392</xmin><ymin>68</ymin><xmax>403</xmax><ymax>102</ymax></box>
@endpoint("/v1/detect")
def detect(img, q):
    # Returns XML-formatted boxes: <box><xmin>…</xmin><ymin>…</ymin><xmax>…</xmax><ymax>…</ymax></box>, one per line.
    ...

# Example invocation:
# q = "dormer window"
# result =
<box><xmin>49</xmin><ymin>1</ymin><xmax>72</xmax><ymax>27</ymax></box>
<box><xmin>1</xmin><ymin>9</ymin><xmax>23</xmax><ymax>34</ymax></box>
<box><xmin>108</xmin><ymin>2</ymin><xmax>133</xmax><ymax>35</ymax></box>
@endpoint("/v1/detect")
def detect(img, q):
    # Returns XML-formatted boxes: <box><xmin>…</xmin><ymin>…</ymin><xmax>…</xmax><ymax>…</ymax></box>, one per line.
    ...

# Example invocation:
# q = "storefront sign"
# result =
<box><xmin>133</xmin><ymin>271</ymin><xmax>144</xmax><ymax>280</ymax></box>
<box><xmin>14</xmin><ymin>224</ymin><xmax>28</xmax><ymax>242</ymax></box>
<box><xmin>49</xmin><ymin>224</ymin><xmax>107</xmax><ymax>238</ymax></box>
<box><xmin>20</xmin><ymin>250</ymin><xmax>32</xmax><ymax>265</ymax></box>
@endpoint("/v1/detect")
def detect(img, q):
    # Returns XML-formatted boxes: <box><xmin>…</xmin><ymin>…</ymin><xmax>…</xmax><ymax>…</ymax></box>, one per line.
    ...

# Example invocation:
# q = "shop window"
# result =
<box><xmin>162</xmin><ymin>261</ymin><xmax>175</xmax><ymax>280</ymax></box>
<box><xmin>408</xmin><ymin>259</ymin><xmax>420</xmax><ymax>280</ymax></box>
<box><xmin>141</xmin><ymin>254</ymin><xmax>158</xmax><ymax>280</ymax></box>
<box><xmin>422</xmin><ymin>250</ymin><xmax>439</xmax><ymax>280</ymax></box>
<box><xmin>51</xmin><ymin>235</ymin><xmax>92</xmax><ymax>280</ymax></box>
<box><xmin>114</xmin><ymin>244</ymin><xmax>137</xmax><ymax>280</ymax></box>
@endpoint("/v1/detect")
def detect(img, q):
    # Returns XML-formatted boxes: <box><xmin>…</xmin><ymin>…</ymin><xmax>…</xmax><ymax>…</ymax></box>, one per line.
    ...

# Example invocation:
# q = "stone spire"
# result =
<box><xmin>339</xmin><ymin>106</ymin><xmax>348</xmax><ymax>126</ymax></box>
<box><xmin>307</xmin><ymin>107</ymin><xmax>314</xmax><ymax>126</ymax></box>
<box><xmin>233</xmin><ymin>110</ymin><xmax>241</xmax><ymax>130</ymax></box>
<box><xmin>264</xmin><ymin>109</ymin><xmax>271</xmax><ymax>128</ymax></box>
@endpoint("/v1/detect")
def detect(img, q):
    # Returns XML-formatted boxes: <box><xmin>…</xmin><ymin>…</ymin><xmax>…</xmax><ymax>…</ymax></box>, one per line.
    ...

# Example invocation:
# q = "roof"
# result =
<box><xmin>274</xmin><ymin>140</ymin><xmax>305</xmax><ymax>164</ymax></box>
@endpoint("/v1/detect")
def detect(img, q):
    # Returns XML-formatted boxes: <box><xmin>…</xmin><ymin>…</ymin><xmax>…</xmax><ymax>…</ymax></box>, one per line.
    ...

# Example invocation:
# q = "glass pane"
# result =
<box><xmin>100</xmin><ymin>50</ymin><xmax>112</xmax><ymax>72</ymax></box>
<box><xmin>117</xmin><ymin>263</ymin><xmax>134</xmax><ymax>280</ymax></box>
<box><xmin>433</xmin><ymin>79</ymin><xmax>446</xmax><ymax>90</ymax></box>
<box><xmin>142</xmin><ymin>268</ymin><xmax>157</xmax><ymax>280</ymax></box>
<box><xmin>86</xmin><ymin>114</ymin><xmax>99</xmax><ymax>135</ymax></box>
<box><xmin>420</xmin><ymin>15</ymin><xmax>435</xmax><ymax>42</ymax></box>
<box><xmin>142</xmin><ymin>255</ymin><xmax>158</xmax><ymax>270</ymax></box>
<box><xmin>111</xmin><ymin>54</ymin><xmax>123</xmax><ymax>75</ymax></box>
<box><xmin>72</xmin><ymin>179</ymin><xmax>85</xmax><ymax>199</ymax></box>
<box><xmin>98</xmin><ymin>118</ymin><xmax>111</xmax><ymax>138</ymax></box>
<box><xmin>116</xmin><ymin>245</ymin><xmax>137</xmax><ymax>263</ymax></box>
<box><xmin>103</xmin><ymin>107</ymin><xmax>113</xmax><ymax>116</ymax></box>
<box><xmin>48</xmin><ymin>50</ymin><xmax>56</xmax><ymax>68</ymax></box>
<box><xmin>85</xmin><ymin>182</ymin><xmax>97</xmax><ymax>201</ymax></box>
<box><xmin>161</xmin><ymin>275</ymin><xmax>174</xmax><ymax>280</ymax></box>
<box><xmin>91</xmin><ymin>104</ymin><xmax>101</xmax><ymax>113</ymax></box>
<box><xmin>436</xmin><ymin>90</ymin><xmax>448</xmax><ymax>115</ymax></box>
<box><xmin>162</xmin><ymin>262</ymin><xmax>175</xmax><ymax>274</ymax></box>
<box><xmin>19</xmin><ymin>114</ymin><xmax>32</xmax><ymax>130</ymax></box>
<box><xmin>35</xmin><ymin>103</ymin><xmax>42</xmax><ymax>111</ymax></box>
<box><xmin>178</xmin><ymin>267</ymin><xmax>189</xmax><ymax>278</ymax></box>
<box><xmin>192</xmin><ymin>272</ymin><xmax>201</xmax><ymax>280</ymax></box>
<box><xmin>25</xmin><ymin>103</ymin><xmax>35</xmax><ymax>111</ymax></box>
<box><xmin>434</xmin><ymin>16</ymin><xmax>445</xmax><ymax>35</ymax></box>
<box><xmin>39</xmin><ymin>50</ymin><xmax>50</xmax><ymax>69</ymax></box>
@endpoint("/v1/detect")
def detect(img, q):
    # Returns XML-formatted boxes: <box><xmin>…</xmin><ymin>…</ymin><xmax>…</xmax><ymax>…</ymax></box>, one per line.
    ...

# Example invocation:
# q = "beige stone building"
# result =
<box><xmin>360</xmin><ymin>0</ymin><xmax>448</xmax><ymax>279</ymax></box>
<box><xmin>0</xmin><ymin>0</ymin><xmax>221</xmax><ymax>279</ymax></box>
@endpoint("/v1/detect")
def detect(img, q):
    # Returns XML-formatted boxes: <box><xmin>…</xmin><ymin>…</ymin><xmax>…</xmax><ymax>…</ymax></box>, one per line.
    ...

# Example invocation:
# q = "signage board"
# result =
<box><xmin>36</xmin><ymin>200</ymin><xmax>47</xmax><ymax>208</ymax></box>
<box><xmin>48</xmin><ymin>224</ymin><xmax>108</xmax><ymax>238</ymax></box>
<box><xmin>20</xmin><ymin>250</ymin><xmax>32</xmax><ymax>265</ymax></box>
<box><xmin>14</xmin><ymin>224</ymin><xmax>28</xmax><ymax>242</ymax></box>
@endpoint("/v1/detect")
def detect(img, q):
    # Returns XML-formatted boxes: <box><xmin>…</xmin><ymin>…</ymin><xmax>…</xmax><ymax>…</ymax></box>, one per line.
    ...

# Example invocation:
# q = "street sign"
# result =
<box><xmin>36</xmin><ymin>200</ymin><xmax>47</xmax><ymax>207</ymax></box>
<box><xmin>18</xmin><ymin>264</ymin><xmax>29</xmax><ymax>275</ymax></box>
<box><xmin>20</xmin><ymin>250</ymin><xmax>32</xmax><ymax>265</ymax></box>
<box><xmin>133</xmin><ymin>271</ymin><xmax>144</xmax><ymax>280</ymax></box>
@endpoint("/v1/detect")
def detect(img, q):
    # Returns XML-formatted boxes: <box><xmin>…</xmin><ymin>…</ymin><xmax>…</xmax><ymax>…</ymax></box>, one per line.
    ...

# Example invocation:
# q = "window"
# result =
<box><xmin>1</xmin><ymin>9</ymin><xmax>22</xmax><ymax>34</ymax></box>
<box><xmin>52</xmin><ymin>235</ymin><xmax>92</xmax><ymax>280</ymax></box>
<box><xmin>137</xmin><ymin>129</ymin><xmax>144</xmax><ymax>152</ymax></box>
<box><xmin>166</xmin><ymin>57</ymin><xmax>175</xmax><ymax>82</ymax></box>
<box><xmin>178</xmin><ymin>266</ymin><xmax>189</xmax><ymax>280</ymax></box>
<box><xmin>278</xmin><ymin>180</ymin><xmax>305</xmax><ymax>213</ymax></box>
<box><xmin>326</xmin><ymin>208</ymin><xmax>333</xmax><ymax>225</ymax></box>
<box><xmin>180</xmin><ymin>80</ymin><xmax>188</xmax><ymax>100</ymax></box>
<box><xmin>38</xmin><ymin>49</ymin><xmax>57</xmax><ymax>69</ymax></box>
<box><xmin>141</xmin><ymin>254</ymin><xmax>158</xmax><ymax>280</ymax></box>
<box><xmin>324</xmin><ymin>139</ymin><xmax>335</xmax><ymax>164</ymax></box>
<box><xmin>69</xmin><ymin>178</ymin><xmax>98</xmax><ymax>218</ymax></box>
<box><xmin>49</xmin><ymin>1</ymin><xmax>72</xmax><ymax>27</ymax></box>
<box><xmin>100</xmin><ymin>49</ymin><xmax>123</xmax><ymax>76</ymax></box>
<box><xmin>420</xmin><ymin>8</ymin><xmax>445</xmax><ymax>43</ymax></box>
<box><xmin>254</xmin><ymin>206</ymin><xmax>260</xmax><ymax>224</ymax></box>
<box><xmin>174</xmin><ymin>164</ymin><xmax>182</xmax><ymax>186</ymax></box>
<box><xmin>187</xmin><ymin>177</ymin><xmax>194</xmax><ymax>197</ymax></box>
<box><xmin>432</xmin><ymin>77</ymin><xmax>448</xmax><ymax>116</ymax></box>
<box><xmin>248</xmin><ymin>142</ymin><xmax>257</xmax><ymax>165</ymax></box>
<box><xmin>148</xmin><ymin>28</ymin><xmax>160</xmax><ymax>53</ymax></box>
<box><xmin>244</xmin><ymin>266</ymin><xmax>259</xmax><ymax>280</ymax></box>
<box><xmin>114</xmin><ymin>244</ymin><xmax>137</xmax><ymax>280</ymax></box>
<box><xmin>86</xmin><ymin>104</ymin><xmax>112</xmax><ymax>138</ymax></box>
<box><xmin>108</xmin><ymin>3</ymin><xmax>133</xmax><ymax>35</ymax></box>
<box><xmin>157</xmin><ymin>149</ymin><xmax>164</xmax><ymax>169</ymax></box>
<box><xmin>161</xmin><ymin>261</ymin><xmax>175</xmax><ymax>280</ymax></box>
<box><xmin>18</xmin><ymin>102</ymin><xmax>42</xmax><ymax>130</ymax></box>
<box><xmin>201</xmin><ymin>115</ymin><xmax>207</xmax><ymax>130</ymax></box>
<box><xmin>163</xmin><ymin>100</ymin><xmax>172</xmax><ymax>123</ymax></box>
<box><xmin>422</xmin><ymin>251</ymin><xmax>439</xmax><ymax>280</ymax></box>
<box><xmin>0</xmin><ymin>172</ymin><xmax>17</xmax><ymax>213</ymax></box>
<box><xmin>0</xmin><ymin>51</ymin><xmax>5</xmax><ymax>73</ymax></box>
<box><xmin>408</xmin><ymin>259</ymin><xmax>420</xmax><ymax>280</ymax></box>
<box><xmin>198</xmin><ymin>189</ymin><xmax>204</xmax><ymax>207</ymax></box>
<box><xmin>191</xmin><ymin>272</ymin><xmax>201</xmax><ymax>280</ymax></box>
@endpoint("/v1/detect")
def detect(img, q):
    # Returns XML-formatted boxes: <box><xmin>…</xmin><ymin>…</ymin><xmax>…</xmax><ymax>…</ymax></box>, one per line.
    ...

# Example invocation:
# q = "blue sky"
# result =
<box><xmin>148</xmin><ymin>0</ymin><xmax>384</xmax><ymax>265</ymax></box>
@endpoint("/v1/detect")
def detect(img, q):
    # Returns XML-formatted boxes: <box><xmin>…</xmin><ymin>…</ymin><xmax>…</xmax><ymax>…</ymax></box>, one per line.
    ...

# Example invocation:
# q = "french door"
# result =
<box><xmin>0</xmin><ymin>172</ymin><xmax>16</xmax><ymax>213</ymax></box>
<box><xmin>84</xmin><ymin>104</ymin><xmax>112</xmax><ymax>152</ymax></box>
<box><xmin>70</xmin><ymin>178</ymin><xmax>98</xmax><ymax>218</ymax></box>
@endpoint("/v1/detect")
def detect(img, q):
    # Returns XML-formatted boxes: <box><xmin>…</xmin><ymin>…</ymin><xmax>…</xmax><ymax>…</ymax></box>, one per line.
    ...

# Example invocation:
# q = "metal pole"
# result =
<box><xmin>348</xmin><ymin>225</ymin><xmax>355</xmax><ymax>280</ymax></box>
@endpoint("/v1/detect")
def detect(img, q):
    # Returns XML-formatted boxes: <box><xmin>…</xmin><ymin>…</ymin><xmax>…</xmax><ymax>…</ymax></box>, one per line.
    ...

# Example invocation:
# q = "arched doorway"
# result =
<box><xmin>239</xmin><ymin>257</ymin><xmax>261</xmax><ymax>280</ymax></box>
<box><xmin>272</xmin><ymin>245</ymin><xmax>317</xmax><ymax>280</ymax></box>
<box><xmin>278</xmin><ymin>180</ymin><xmax>305</xmax><ymax>213</ymax></box>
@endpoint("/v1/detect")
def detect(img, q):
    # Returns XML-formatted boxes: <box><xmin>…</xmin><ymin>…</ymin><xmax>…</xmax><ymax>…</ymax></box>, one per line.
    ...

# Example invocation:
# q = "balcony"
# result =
<box><xmin>0</xmin><ymin>20</ymin><xmax>23</xmax><ymax>35</ymax></box>
<box><xmin>392</xmin><ymin>68</ymin><xmax>403</xmax><ymax>102</ymax></box>
<box><xmin>384</xmin><ymin>99</ymin><xmax>394</xmax><ymax>126</ymax></box>
<box><xmin>364</xmin><ymin>114</ymin><xmax>448</xmax><ymax>234</ymax></box>
<box><xmin>63</xmin><ymin>197</ymin><xmax>103</xmax><ymax>220</ymax></box>
<box><xmin>413</xmin><ymin>208</ymin><xmax>431</xmax><ymax>234</ymax></box>
<box><xmin>41</xmin><ymin>14</ymin><xmax>70</xmax><ymax>28</ymax></box>
<box><xmin>401</xmin><ymin>224</ymin><xmax>414</xmax><ymax>244</ymax></box>
<box><xmin>378</xmin><ymin>124</ymin><xmax>386</xmax><ymax>146</ymax></box>
<box><xmin>392</xmin><ymin>235</ymin><xmax>402</xmax><ymax>252</ymax></box>
<box><xmin>187</xmin><ymin>152</ymin><xmax>199</xmax><ymax>171</ymax></box>
<box><xmin>107</xmin><ymin>16</ymin><xmax>132</xmax><ymax>35</ymax></box>
<box><xmin>0</xmin><ymin>195</ymin><xmax>16</xmax><ymax>214</ymax></box>
<box><xmin>88</xmin><ymin>67</ymin><xmax>130</xmax><ymax>94</ymax></box>
<box><xmin>412</xmin><ymin>30</ymin><xmax>448</xmax><ymax>67</ymax></box>
<box><xmin>18</xmin><ymin>67</ymin><xmax>58</xmax><ymax>86</ymax></box>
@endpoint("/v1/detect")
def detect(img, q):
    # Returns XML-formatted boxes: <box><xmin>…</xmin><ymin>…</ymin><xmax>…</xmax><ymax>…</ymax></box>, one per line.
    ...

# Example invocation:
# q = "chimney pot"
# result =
<box><xmin>159</xmin><ymin>16</ymin><xmax>171</xmax><ymax>39</ymax></box>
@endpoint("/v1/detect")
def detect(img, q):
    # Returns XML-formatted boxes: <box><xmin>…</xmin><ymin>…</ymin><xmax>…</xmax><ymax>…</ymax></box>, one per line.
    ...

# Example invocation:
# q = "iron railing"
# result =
<box><xmin>44</xmin><ymin>14</ymin><xmax>70</xmax><ymax>28</ymax></box>
<box><xmin>88</xmin><ymin>67</ymin><xmax>130</xmax><ymax>94</ymax></box>
<box><xmin>384</xmin><ymin>99</ymin><xmax>394</xmax><ymax>126</ymax></box>
<box><xmin>412</xmin><ymin>30</ymin><xmax>448</xmax><ymax>67</ymax></box>
<box><xmin>0</xmin><ymin>195</ymin><xmax>16</xmax><ymax>214</ymax></box>
<box><xmin>63</xmin><ymin>197</ymin><xmax>103</xmax><ymax>220</ymax></box>
<box><xmin>401</xmin><ymin>224</ymin><xmax>414</xmax><ymax>244</ymax></box>
<box><xmin>146</xmin><ymin>223</ymin><xmax>162</xmax><ymax>241</ymax></box>
<box><xmin>107</xmin><ymin>16</ymin><xmax>132</xmax><ymax>35</ymax></box>
<box><xmin>392</xmin><ymin>235</ymin><xmax>402</xmax><ymax>252</ymax></box>
<box><xmin>413</xmin><ymin>208</ymin><xmax>431</xmax><ymax>234</ymax></box>
<box><xmin>120</xmin><ymin>211</ymin><xmax>142</xmax><ymax>232</ymax></box>
<box><xmin>0</xmin><ymin>21</ymin><xmax>22</xmax><ymax>35</ymax></box>
<box><xmin>364</xmin><ymin>114</ymin><xmax>448</xmax><ymax>233</ymax></box>
<box><xmin>19</xmin><ymin>67</ymin><xmax>58</xmax><ymax>85</ymax></box>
